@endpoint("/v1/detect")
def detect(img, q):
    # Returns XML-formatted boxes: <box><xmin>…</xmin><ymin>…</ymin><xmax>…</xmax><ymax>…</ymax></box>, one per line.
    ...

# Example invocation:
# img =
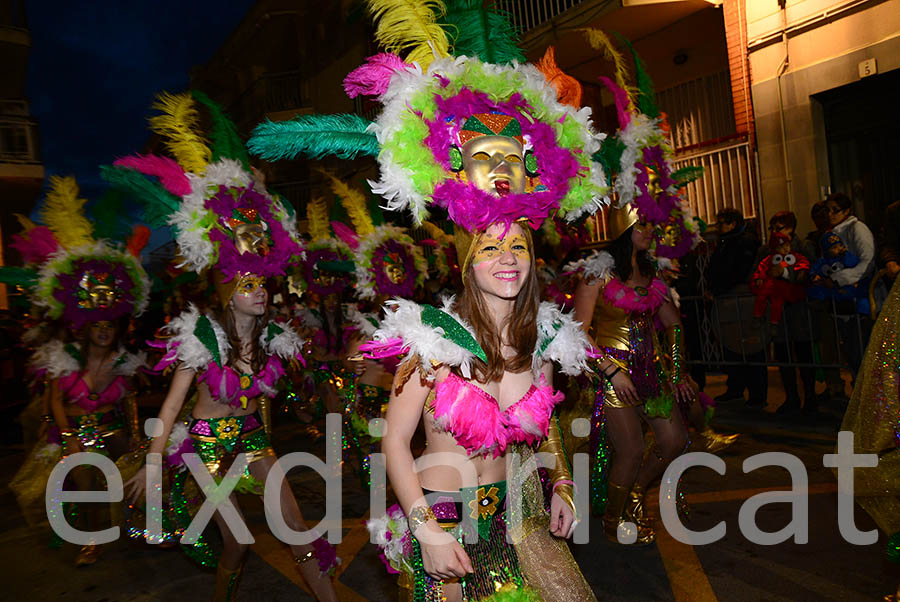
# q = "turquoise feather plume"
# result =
<box><xmin>100</xmin><ymin>165</ymin><xmax>181</xmax><ymax>229</ymax></box>
<box><xmin>191</xmin><ymin>90</ymin><xmax>250</xmax><ymax>169</ymax></box>
<box><xmin>442</xmin><ymin>0</ymin><xmax>524</xmax><ymax>64</ymax></box>
<box><xmin>248</xmin><ymin>114</ymin><xmax>379</xmax><ymax>161</ymax></box>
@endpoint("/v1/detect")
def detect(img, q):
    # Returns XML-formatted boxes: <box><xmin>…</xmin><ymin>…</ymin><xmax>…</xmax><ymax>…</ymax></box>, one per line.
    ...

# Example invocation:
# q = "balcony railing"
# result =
<box><xmin>0</xmin><ymin>117</ymin><xmax>40</xmax><ymax>164</ymax></box>
<box><xmin>671</xmin><ymin>136</ymin><xmax>759</xmax><ymax>225</ymax></box>
<box><xmin>495</xmin><ymin>0</ymin><xmax>586</xmax><ymax>33</ymax></box>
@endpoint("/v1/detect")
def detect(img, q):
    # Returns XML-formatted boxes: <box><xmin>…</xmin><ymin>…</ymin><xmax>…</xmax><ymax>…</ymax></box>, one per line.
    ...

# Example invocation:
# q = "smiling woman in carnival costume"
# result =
<box><xmin>248</xmin><ymin>2</ymin><xmax>609</xmax><ymax>599</ymax></box>
<box><xmin>104</xmin><ymin>91</ymin><xmax>337</xmax><ymax>602</ymax></box>
<box><xmin>5</xmin><ymin>176</ymin><xmax>150</xmax><ymax>566</ymax></box>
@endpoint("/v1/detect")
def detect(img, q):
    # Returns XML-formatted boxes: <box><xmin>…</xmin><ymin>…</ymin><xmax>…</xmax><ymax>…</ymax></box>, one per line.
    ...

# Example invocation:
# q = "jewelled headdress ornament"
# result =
<box><xmin>101</xmin><ymin>91</ymin><xmax>304</xmax><ymax>305</ymax></box>
<box><xmin>248</xmin><ymin>0</ymin><xmax>610</xmax><ymax>235</ymax></box>
<box><xmin>1</xmin><ymin>176</ymin><xmax>151</xmax><ymax>329</ymax></box>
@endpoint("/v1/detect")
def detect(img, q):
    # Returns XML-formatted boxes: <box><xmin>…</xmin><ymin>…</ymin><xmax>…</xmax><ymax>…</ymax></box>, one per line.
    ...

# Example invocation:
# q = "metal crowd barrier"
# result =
<box><xmin>679</xmin><ymin>292</ymin><xmax>874</xmax><ymax>370</ymax></box>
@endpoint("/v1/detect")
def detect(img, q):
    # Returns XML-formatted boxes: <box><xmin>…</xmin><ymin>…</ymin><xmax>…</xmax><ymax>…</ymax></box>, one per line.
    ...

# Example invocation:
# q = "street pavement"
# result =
<box><xmin>1</xmin><ymin>370</ymin><xmax>896</xmax><ymax>601</ymax></box>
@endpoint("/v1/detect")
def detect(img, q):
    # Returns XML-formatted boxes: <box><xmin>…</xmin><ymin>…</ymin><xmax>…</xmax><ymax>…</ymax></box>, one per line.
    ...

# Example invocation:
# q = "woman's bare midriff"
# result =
<box><xmin>416</xmin><ymin>367</ymin><xmax>535</xmax><ymax>492</ymax></box>
<box><xmin>65</xmin><ymin>402</ymin><xmax>119</xmax><ymax>417</ymax></box>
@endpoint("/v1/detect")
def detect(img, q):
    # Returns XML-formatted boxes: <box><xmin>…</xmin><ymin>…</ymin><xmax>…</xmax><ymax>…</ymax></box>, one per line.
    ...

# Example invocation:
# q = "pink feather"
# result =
<box><xmin>114</xmin><ymin>154</ymin><xmax>191</xmax><ymax>196</ymax></box>
<box><xmin>343</xmin><ymin>53</ymin><xmax>411</xmax><ymax>99</ymax></box>
<box><xmin>598</xmin><ymin>76</ymin><xmax>631</xmax><ymax>129</ymax></box>
<box><xmin>11</xmin><ymin>226</ymin><xmax>59</xmax><ymax>265</ymax></box>
<box><xmin>331</xmin><ymin>220</ymin><xmax>359</xmax><ymax>249</ymax></box>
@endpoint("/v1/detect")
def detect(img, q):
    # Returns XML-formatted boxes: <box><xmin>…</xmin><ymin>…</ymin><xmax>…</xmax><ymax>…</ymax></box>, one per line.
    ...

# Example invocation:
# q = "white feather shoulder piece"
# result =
<box><xmin>565</xmin><ymin>250</ymin><xmax>614</xmax><ymax>283</ymax></box>
<box><xmin>112</xmin><ymin>349</ymin><xmax>148</xmax><ymax>377</ymax></box>
<box><xmin>261</xmin><ymin>321</ymin><xmax>305</xmax><ymax>360</ymax></box>
<box><xmin>533</xmin><ymin>302</ymin><xmax>593</xmax><ymax>376</ymax></box>
<box><xmin>161</xmin><ymin>304</ymin><xmax>230</xmax><ymax>371</ymax></box>
<box><xmin>31</xmin><ymin>339</ymin><xmax>80</xmax><ymax>379</ymax></box>
<box><xmin>371</xmin><ymin>297</ymin><xmax>482</xmax><ymax>379</ymax></box>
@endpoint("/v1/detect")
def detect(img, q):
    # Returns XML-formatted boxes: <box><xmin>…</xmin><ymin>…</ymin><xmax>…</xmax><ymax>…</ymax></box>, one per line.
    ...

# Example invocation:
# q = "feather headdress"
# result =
<box><xmin>2</xmin><ymin>176</ymin><xmax>151</xmax><ymax>328</ymax></box>
<box><xmin>103</xmin><ymin>91</ymin><xmax>304</xmax><ymax>282</ymax></box>
<box><xmin>248</xmin><ymin>0</ymin><xmax>609</xmax><ymax>234</ymax></box>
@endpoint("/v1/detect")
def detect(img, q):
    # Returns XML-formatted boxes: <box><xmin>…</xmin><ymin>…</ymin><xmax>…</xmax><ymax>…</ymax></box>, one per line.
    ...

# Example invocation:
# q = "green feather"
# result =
<box><xmin>100</xmin><ymin>165</ymin><xmax>181</xmax><ymax>229</ymax></box>
<box><xmin>420</xmin><ymin>304</ymin><xmax>487</xmax><ymax>363</ymax></box>
<box><xmin>644</xmin><ymin>394</ymin><xmax>674</xmax><ymax>419</ymax></box>
<box><xmin>191</xmin><ymin>90</ymin><xmax>251</xmax><ymax>169</ymax></box>
<box><xmin>671</xmin><ymin>165</ymin><xmax>705</xmax><ymax>186</ymax></box>
<box><xmin>248</xmin><ymin>114</ymin><xmax>379</xmax><ymax>161</ymax></box>
<box><xmin>0</xmin><ymin>266</ymin><xmax>38</xmax><ymax>288</ymax></box>
<box><xmin>194</xmin><ymin>314</ymin><xmax>222</xmax><ymax>367</ymax></box>
<box><xmin>317</xmin><ymin>260</ymin><xmax>356</xmax><ymax>273</ymax></box>
<box><xmin>619</xmin><ymin>35</ymin><xmax>659</xmax><ymax>119</ymax></box>
<box><xmin>88</xmin><ymin>188</ymin><xmax>131</xmax><ymax>241</ymax></box>
<box><xmin>442</xmin><ymin>0</ymin><xmax>525</xmax><ymax>64</ymax></box>
<box><xmin>592</xmin><ymin>135</ymin><xmax>626</xmax><ymax>184</ymax></box>
<box><xmin>478</xmin><ymin>586</ymin><xmax>542</xmax><ymax>602</ymax></box>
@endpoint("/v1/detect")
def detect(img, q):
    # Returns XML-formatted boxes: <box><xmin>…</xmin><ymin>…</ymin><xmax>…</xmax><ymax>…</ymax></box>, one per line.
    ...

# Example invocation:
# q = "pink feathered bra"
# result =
<box><xmin>431</xmin><ymin>372</ymin><xmax>564</xmax><ymax>458</ymax></box>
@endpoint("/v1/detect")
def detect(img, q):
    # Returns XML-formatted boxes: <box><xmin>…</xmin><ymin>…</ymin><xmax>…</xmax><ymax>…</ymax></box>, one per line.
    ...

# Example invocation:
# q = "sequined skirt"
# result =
<box><xmin>188</xmin><ymin>411</ymin><xmax>275</xmax><ymax>481</ymax></box>
<box><xmin>66</xmin><ymin>409</ymin><xmax>126</xmax><ymax>453</ymax></box>
<box><xmin>402</xmin><ymin>481</ymin><xmax>525</xmax><ymax>602</ymax></box>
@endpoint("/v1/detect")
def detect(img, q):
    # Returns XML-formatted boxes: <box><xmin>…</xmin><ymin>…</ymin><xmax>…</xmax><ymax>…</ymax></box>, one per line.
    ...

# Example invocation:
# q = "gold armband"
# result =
<box><xmin>665</xmin><ymin>323</ymin><xmax>687</xmax><ymax>385</ymax></box>
<box><xmin>537</xmin><ymin>414</ymin><xmax>575</xmax><ymax>516</ymax></box>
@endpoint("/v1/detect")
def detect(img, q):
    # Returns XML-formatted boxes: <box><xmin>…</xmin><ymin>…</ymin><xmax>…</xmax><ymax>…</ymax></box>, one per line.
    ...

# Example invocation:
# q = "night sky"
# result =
<box><xmin>26</xmin><ymin>0</ymin><xmax>254</xmax><ymax>205</ymax></box>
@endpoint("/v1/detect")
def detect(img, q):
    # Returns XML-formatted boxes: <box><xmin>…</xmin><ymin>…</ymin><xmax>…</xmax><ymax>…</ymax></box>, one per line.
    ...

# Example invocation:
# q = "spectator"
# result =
<box><xmin>878</xmin><ymin>199</ymin><xmax>900</xmax><ymax>280</ymax></box>
<box><xmin>805</xmin><ymin>201</ymin><xmax>830</xmax><ymax>258</ymax></box>
<box><xmin>759</xmin><ymin>212</ymin><xmax>817</xmax><ymax>415</ymax></box>
<box><xmin>707</xmin><ymin>208</ymin><xmax>767</xmax><ymax>407</ymax></box>
<box><xmin>821</xmin><ymin>192</ymin><xmax>875</xmax><ymax>376</ymax></box>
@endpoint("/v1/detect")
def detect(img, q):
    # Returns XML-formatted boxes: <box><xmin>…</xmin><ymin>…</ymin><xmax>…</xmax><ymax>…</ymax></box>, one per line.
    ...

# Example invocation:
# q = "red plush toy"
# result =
<box><xmin>750</xmin><ymin>232</ymin><xmax>810</xmax><ymax>323</ymax></box>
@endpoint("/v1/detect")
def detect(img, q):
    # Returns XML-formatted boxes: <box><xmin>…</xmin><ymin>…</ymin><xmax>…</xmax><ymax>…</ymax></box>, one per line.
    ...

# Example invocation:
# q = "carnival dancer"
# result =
<box><xmin>4</xmin><ymin>176</ymin><xmax>150</xmax><ymax>565</ymax></box>
<box><xmin>834</xmin><ymin>275</ymin><xmax>900</xmax><ymax>601</ymax></box>
<box><xmin>568</xmin><ymin>40</ymin><xmax>704</xmax><ymax>543</ymax></box>
<box><xmin>107</xmin><ymin>91</ymin><xmax>338</xmax><ymax>601</ymax></box>
<box><xmin>248</xmin><ymin>2</ymin><xmax>610</xmax><ymax>596</ymax></box>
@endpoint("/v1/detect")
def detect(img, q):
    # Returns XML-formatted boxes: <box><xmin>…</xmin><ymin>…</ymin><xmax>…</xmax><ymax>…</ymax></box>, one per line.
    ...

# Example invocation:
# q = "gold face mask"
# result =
<box><xmin>233</xmin><ymin>222</ymin><xmax>270</xmax><ymax>256</ymax></box>
<box><xmin>383</xmin><ymin>255</ymin><xmax>407</xmax><ymax>285</ymax></box>
<box><xmin>662</xmin><ymin>223</ymin><xmax>681</xmax><ymax>246</ymax></box>
<box><xmin>471</xmin><ymin>232</ymin><xmax>530</xmax><ymax>265</ymax></box>
<box><xmin>647</xmin><ymin>168</ymin><xmax>664</xmax><ymax>199</ymax></box>
<box><xmin>235</xmin><ymin>274</ymin><xmax>266</xmax><ymax>296</ymax></box>
<box><xmin>461</xmin><ymin>135</ymin><xmax>526</xmax><ymax>197</ymax></box>
<box><xmin>78</xmin><ymin>272</ymin><xmax>121</xmax><ymax>309</ymax></box>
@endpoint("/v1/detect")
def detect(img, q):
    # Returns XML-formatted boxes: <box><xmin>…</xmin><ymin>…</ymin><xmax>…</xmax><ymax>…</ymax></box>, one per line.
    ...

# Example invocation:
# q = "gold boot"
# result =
<box><xmin>699</xmin><ymin>427</ymin><xmax>739</xmax><ymax>454</ymax></box>
<box><xmin>625</xmin><ymin>485</ymin><xmax>654</xmax><ymax>529</ymax></box>
<box><xmin>213</xmin><ymin>563</ymin><xmax>244</xmax><ymax>602</ymax></box>
<box><xmin>75</xmin><ymin>544</ymin><xmax>101</xmax><ymax>566</ymax></box>
<box><xmin>604</xmin><ymin>482</ymin><xmax>655</xmax><ymax>546</ymax></box>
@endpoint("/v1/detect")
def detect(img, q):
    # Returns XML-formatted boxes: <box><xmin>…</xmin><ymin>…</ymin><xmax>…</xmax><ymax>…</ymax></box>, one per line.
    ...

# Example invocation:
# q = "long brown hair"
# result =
<box><xmin>218</xmin><ymin>306</ymin><xmax>272</xmax><ymax>374</ymax></box>
<box><xmin>453</xmin><ymin>228</ymin><xmax>539</xmax><ymax>383</ymax></box>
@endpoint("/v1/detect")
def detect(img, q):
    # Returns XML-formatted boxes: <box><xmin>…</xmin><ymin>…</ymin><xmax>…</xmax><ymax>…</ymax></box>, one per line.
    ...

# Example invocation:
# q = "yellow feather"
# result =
<box><xmin>421</xmin><ymin>221</ymin><xmax>450</xmax><ymax>244</ymax></box>
<box><xmin>580</xmin><ymin>29</ymin><xmax>636</xmax><ymax>107</ymax></box>
<box><xmin>14</xmin><ymin>213</ymin><xmax>36</xmax><ymax>233</ymax></box>
<box><xmin>306</xmin><ymin>196</ymin><xmax>330</xmax><ymax>242</ymax></box>
<box><xmin>149</xmin><ymin>92</ymin><xmax>211</xmax><ymax>173</ymax></box>
<box><xmin>367</xmin><ymin>0</ymin><xmax>450</xmax><ymax>70</ymax></box>
<box><xmin>320</xmin><ymin>170</ymin><xmax>374</xmax><ymax>236</ymax></box>
<box><xmin>39</xmin><ymin>176</ymin><xmax>93</xmax><ymax>249</ymax></box>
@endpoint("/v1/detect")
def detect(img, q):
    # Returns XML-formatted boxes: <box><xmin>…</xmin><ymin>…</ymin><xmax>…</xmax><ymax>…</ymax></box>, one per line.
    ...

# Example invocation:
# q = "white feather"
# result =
<box><xmin>564</xmin><ymin>250</ymin><xmax>614</xmax><ymax>283</ymax></box>
<box><xmin>161</xmin><ymin>304</ymin><xmax>230</xmax><ymax>371</ymax></box>
<box><xmin>112</xmin><ymin>349</ymin><xmax>147</xmax><ymax>377</ymax></box>
<box><xmin>31</xmin><ymin>339</ymin><xmax>80</xmax><ymax>379</ymax></box>
<box><xmin>165</xmin><ymin>422</ymin><xmax>189</xmax><ymax>456</ymax></box>
<box><xmin>534</xmin><ymin>302</ymin><xmax>592</xmax><ymax>376</ymax></box>
<box><xmin>262</xmin><ymin>322</ymin><xmax>305</xmax><ymax>360</ymax></box>
<box><xmin>371</xmin><ymin>297</ymin><xmax>479</xmax><ymax>379</ymax></box>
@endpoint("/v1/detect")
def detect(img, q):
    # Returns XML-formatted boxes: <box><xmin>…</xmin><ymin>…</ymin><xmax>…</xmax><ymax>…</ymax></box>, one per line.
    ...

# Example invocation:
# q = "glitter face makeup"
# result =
<box><xmin>470</xmin><ymin>223</ymin><xmax>531</xmax><ymax>300</ymax></box>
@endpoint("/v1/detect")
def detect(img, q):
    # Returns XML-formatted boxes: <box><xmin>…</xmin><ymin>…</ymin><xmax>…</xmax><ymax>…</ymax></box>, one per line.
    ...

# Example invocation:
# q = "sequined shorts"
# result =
<box><xmin>188</xmin><ymin>411</ymin><xmax>275</xmax><ymax>477</ymax></box>
<box><xmin>64</xmin><ymin>409</ymin><xmax>125</xmax><ymax>453</ymax></box>
<box><xmin>403</xmin><ymin>481</ymin><xmax>525</xmax><ymax>601</ymax></box>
